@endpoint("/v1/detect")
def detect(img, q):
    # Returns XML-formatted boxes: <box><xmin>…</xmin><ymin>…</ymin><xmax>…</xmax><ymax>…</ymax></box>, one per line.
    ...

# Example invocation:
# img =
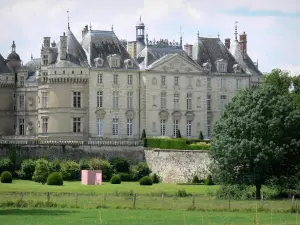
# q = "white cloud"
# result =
<box><xmin>0</xmin><ymin>0</ymin><xmax>299</xmax><ymax>74</ymax></box>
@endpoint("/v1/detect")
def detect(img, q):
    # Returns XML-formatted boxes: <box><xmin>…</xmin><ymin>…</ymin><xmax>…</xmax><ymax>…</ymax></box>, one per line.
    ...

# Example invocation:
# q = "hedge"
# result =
<box><xmin>144</xmin><ymin>138</ymin><xmax>211</xmax><ymax>150</ymax></box>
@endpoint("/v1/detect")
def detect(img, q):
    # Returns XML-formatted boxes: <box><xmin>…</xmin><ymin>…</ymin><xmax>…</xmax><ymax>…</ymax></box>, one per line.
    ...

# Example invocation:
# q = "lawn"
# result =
<box><xmin>0</xmin><ymin>208</ymin><xmax>298</xmax><ymax>225</ymax></box>
<box><xmin>0</xmin><ymin>180</ymin><xmax>218</xmax><ymax>195</ymax></box>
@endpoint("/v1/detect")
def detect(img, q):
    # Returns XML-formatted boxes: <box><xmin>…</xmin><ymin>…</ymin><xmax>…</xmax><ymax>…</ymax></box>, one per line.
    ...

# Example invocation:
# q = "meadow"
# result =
<box><xmin>0</xmin><ymin>208</ymin><xmax>299</xmax><ymax>225</ymax></box>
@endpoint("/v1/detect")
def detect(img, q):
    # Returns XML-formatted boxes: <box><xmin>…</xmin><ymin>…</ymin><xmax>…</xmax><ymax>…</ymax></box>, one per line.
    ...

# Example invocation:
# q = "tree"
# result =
<box><xmin>110</xmin><ymin>157</ymin><xmax>130</xmax><ymax>173</ymax></box>
<box><xmin>262</xmin><ymin>69</ymin><xmax>292</xmax><ymax>94</ymax></box>
<box><xmin>141</xmin><ymin>129</ymin><xmax>146</xmax><ymax>140</ymax></box>
<box><xmin>176</xmin><ymin>129</ymin><xmax>181</xmax><ymax>138</ymax></box>
<box><xmin>199</xmin><ymin>131</ymin><xmax>204</xmax><ymax>140</ymax></box>
<box><xmin>32</xmin><ymin>159</ymin><xmax>49</xmax><ymax>184</ymax></box>
<box><xmin>211</xmin><ymin>85</ymin><xmax>300</xmax><ymax>199</ymax></box>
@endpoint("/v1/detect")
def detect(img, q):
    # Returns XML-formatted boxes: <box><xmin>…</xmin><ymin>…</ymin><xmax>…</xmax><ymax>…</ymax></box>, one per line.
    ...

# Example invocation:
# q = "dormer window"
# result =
<box><xmin>215</xmin><ymin>59</ymin><xmax>227</xmax><ymax>73</ymax></box>
<box><xmin>107</xmin><ymin>54</ymin><xmax>121</xmax><ymax>68</ymax></box>
<box><xmin>124</xmin><ymin>59</ymin><xmax>134</xmax><ymax>69</ymax></box>
<box><xmin>202</xmin><ymin>62</ymin><xmax>212</xmax><ymax>72</ymax></box>
<box><xmin>233</xmin><ymin>64</ymin><xmax>242</xmax><ymax>73</ymax></box>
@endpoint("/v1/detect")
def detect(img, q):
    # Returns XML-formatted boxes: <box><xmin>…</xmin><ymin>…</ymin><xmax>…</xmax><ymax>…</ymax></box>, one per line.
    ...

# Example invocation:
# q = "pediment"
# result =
<box><xmin>95</xmin><ymin>109</ymin><xmax>106</xmax><ymax>119</ymax></box>
<box><xmin>185</xmin><ymin>111</ymin><xmax>195</xmax><ymax>121</ymax></box>
<box><xmin>159</xmin><ymin>110</ymin><xmax>169</xmax><ymax>120</ymax></box>
<box><xmin>172</xmin><ymin>111</ymin><xmax>182</xmax><ymax>120</ymax></box>
<box><xmin>125</xmin><ymin>110</ymin><xmax>136</xmax><ymax>119</ymax></box>
<box><xmin>148</xmin><ymin>54</ymin><xmax>203</xmax><ymax>73</ymax></box>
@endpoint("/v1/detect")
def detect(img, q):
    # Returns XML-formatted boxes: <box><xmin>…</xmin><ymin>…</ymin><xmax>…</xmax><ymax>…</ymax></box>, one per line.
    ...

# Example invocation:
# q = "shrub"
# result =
<box><xmin>60</xmin><ymin>160</ymin><xmax>80</xmax><ymax>181</ymax></box>
<box><xmin>204</xmin><ymin>174</ymin><xmax>214</xmax><ymax>185</ymax></box>
<box><xmin>192</xmin><ymin>175</ymin><xmax>200</xmax><ymax>184</ymax></box>
<box><xmin>32</xmin><ymin>159</ymin><xmax>49</xmax><ymax>184</ymax></box>
<box><xmin>88</xmin><ymin>158</ymin><xmax>113</xmax><ymax>181</ymax></box>
<box><xmin>152</xmin><ymin>173</ymin><xmax>160</xmax><ymax>184</ymax></box>
<box><xmin>79</xmin><ymin>158</ymin><xmax>90</xmax><ymax>170</ymax></box>
<box><xmin>48</xmin><ymin>160</ymin><xmax>61</xmax><ymax>173</ymax></box>
<box><xmin>17</xmin><ymin>159</ymin><xmax>36</xmax><ymax>180</ymax></box>
<box><xmin>118</xmin><ymin>172</ymin><xmax>133</xmax><ymax>181</ymax></box>
<box><xmin>47</xmin><ymin>172</ymin><xmax>63</xmax><ymax>186</ymax></box>
<box><xmin>110</xmin><ymin>175</ymin><xmax>121</xmax><ymax>184</ymax></box>
<box><xmin>176</xmin><ymin>129</ymin><xmax>182</xmax><ymax>138</ymax></box>
<box><xmin>0</xmin><ymin>157</ymin><xmax>13</xmax><ymax>174</ymax></box>
<box><xmin>139</xmin><ymin>176</ymin><xmax>152</xmax><ymax>186</ymax></box>
<box><xmin>1</xmin><ymin>171</ymin><xmax>12</xmax><ymax>183</ymax></box>
<box><xmin>110</xmin><ymin>157</ymin><xmax>130</xmax><ymax>173</ymax></box>
<box><xmin>175</xmin><ymin>189</ymin><xmax>189</xmax><ymax>197</ymax></box>
<box><xmin>199</xmin><ymin>131</ymin><xmax>204</xmax><ymax>140</ymax></box>
<box><xmin>187</xmin><ymin>142</ymin><xmax>211</xmax><ymax>150</ymax></box>
<box><xmin>141</xmin><ymin>129</ymin><xmax>146</xmax><ymax>140</ymax></box>
<box><xmin>132</xmin><ymin>162</ymin><xmax>151</xmax><ymax>180</ymax></box>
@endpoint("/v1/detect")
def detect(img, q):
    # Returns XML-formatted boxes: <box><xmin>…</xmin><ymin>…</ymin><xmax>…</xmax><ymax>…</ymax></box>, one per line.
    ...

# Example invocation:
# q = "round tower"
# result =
<box><xmin>136</xmin><ymin>16</ymin><xmax>145</xmax><ymax>57</ymax></box>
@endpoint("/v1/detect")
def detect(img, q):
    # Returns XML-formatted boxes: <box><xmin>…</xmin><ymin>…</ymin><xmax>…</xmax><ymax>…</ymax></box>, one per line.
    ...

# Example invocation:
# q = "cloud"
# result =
<box><xmin>0</xmin><ymin>0</ymin><xmax>298</xmax><ymax>75</ymax></box>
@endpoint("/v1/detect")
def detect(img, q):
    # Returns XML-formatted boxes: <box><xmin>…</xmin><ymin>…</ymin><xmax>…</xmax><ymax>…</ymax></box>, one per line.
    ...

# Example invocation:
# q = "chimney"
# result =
<box><xmin>239</xmin><ymin>31</ymin><xmax>247</xmax><ymax>59</ymax></box>
<box><xmin>224</xmin><ymin>38</ymin><xmax>231</xmax><ymax>49</ymax></box>
<box><xmin>60</xmin><ymin>32</ymin><xmax>67</xmax><ymax>60</ymax></box>
<box><xmin>43</xmin><ymin>37</ymin><xmax>51</xmax><ymax>48</ymax></box>
<box><xmin>82</xmin><ymin>25</ymin><xmax>89</xmax><ymax>39</ymax></box>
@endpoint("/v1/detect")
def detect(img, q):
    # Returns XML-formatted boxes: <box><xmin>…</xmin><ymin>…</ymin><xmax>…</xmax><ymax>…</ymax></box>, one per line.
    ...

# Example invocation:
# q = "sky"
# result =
<box><xmin>0</xmin><ymin>0</ymin><xmax>299</xmax><ymax>75</ymax></box>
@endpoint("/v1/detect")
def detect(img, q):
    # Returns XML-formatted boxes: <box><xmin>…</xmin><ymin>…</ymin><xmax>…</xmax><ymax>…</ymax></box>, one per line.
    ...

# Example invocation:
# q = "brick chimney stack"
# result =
<box><xmin>239</xmin><ymin>31</ymin><xmax>247</xmax><ymax>59</ymax></box>
<box><xmin>224</xmin><ymin>38</ymin><xmax>231</xmax><ymax>49</ymax></box>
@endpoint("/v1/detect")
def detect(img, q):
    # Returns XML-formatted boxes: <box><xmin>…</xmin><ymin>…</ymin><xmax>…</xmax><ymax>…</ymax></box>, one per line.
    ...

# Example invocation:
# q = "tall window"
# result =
<box><xmin>221</xmin><ymin>78</ymin><xmax>226</xmax><ymax>89</ymax></box>
<box><xmin>127</xmin><ymin>119</ymin><xmax>133</xmax><ymax>136</ymax></box>
<box><xmin>187</xmin><ymin>93</ymin><xmax>192</xmax><ymax>110</ymax></box>
<box><xmin>186</xmin><ymin>120</ymin><xmax>192</xmax><ymax>137</ymax></box>
<box><xmin>113</xmin><ymin>74</ymin><xmax>118</xmax><ymax>84</ymax></box>
<box><xmin>220</xmin><ymin>95</ymin><xmax>227</xmax><ymax>110</ymax></box>
<box><xmin>161</xmin><ymin>75</ymin><xmax>166</xmax><ymax>86</ymax></box>
<box><xmin>20</xmin><ymin>76</ymin><xmax>24</xmax><ymax>86</ymax></box>
<box><xmin>236</xmin><ymin>79</ymin><xmax>241</xmax><ymax>89</ymax></box>
<box><xmin>161</xmin><ymin>92</ymin><xmax>167</xmax><ymax>109</ymax></box>
<box><xmin>112</xmin><ymin>118</ymin><xmax>119</xmax><ymax>136</ymax></box>
<box><xmin>113</xmin><ymin>91</ymin><xmax>119</xmax><ymax>109</ymax></box>
<box><xmin>19</xmin><ymin>118</ymin><xmax>25</xmax><ymax>135</ymax></box>
<box><xmin>174</xmin><ymin>93</ymin><xmax>180</xmax><ymax>109</ymax></box>
<box><xmin>43</xmin><ymin>55</ymin><xmax>48</xmax><ymax>65</ymax></box>
<box><xmin>128</xmin><ymin>74</ymin><xmax>133</xmax><ymax>85</ymax></box>
<box><xmin>174</xmin><ymin>76</ymin><xmax>179</xmax><ymax>86</ymax></box>
<box><xmin>160</xmin><ymin>119</ymin><xmax>166</xmax><ymax>136</ymax></box>
<box><xmin>19</xmin><ymin>95</ymin><xmax>24</xmax><ymax>109</ymax></box>
<box><xmin>173</xmin><ymin>120</ymin><xmax>179</xmax><ymax>137</ymax></box>
<box><xmin>42</xmin><ymin>92</ymin><xmax>48</xmax><ymax>108</ymax></box>
<box><xmin>97</xmin><ymin>91</ymin><xmax>103</xmax><ymax>108</ymax></box>
<box><xmin>207</xmin><ymin>78</ymin><xmax>211</xmax><ymax>88</ymax></box>
<box><xmin>42</xmin><ymin>117</ymin><xmax>48</xmax><ymax>133</ymax></box>
<box><xmin>73</xmin><ymin>118</ymin><xmax>81</xmax><ymax>133</ymax></box>
<box><xmin>73</xmin><ymin>92</ymin><xmax>81</xmax><ymax>108</ymax></box>
<box><xmin>97</xmin><ymin>119</ymin><xmax>103</xmax><ymax>136</ymax></box>
<box><xmin>97</xmin><ymin>74</ymin><xmax>103</xmax><ymax>84</ymax></box>
<box><xmin>207</xmin><ymin>95</ymin><xmax>211</xmax><ymax>111</ymax></box>
<box><xmin>207</xmin><ymin>121</ymin><xmax>212</xmax><ymax>137</ymax></box>
<box><xmin>127</xmin><ymin>92</ymin><xmax>133</xmax><ymax>109</ymax></box>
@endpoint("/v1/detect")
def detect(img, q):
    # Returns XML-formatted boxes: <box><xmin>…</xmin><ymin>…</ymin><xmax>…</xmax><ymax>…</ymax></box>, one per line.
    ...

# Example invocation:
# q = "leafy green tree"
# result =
<box><xmin>32</xmin><ymin>159</ymin><xmax>49</xmax><ymax>184</ymax></box>
<box><xmin>211</xmin><ymin>85</ymin><xmax>300</xmax><ymax>199</ymax></box>
<box><xmin>262</xmin><ymin>69</ymin><xmax>292</xmax><ymax>94</ymax></box>
<box><xmin>110</xmin><ymin>157</ymin><xmax>130</xmax><ymax>173</ymax></box>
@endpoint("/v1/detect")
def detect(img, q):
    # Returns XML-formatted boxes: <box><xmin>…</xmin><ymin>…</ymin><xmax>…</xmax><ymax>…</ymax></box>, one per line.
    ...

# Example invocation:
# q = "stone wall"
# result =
<box><xmin>145</xmin><ymin>149</ymin><xmax>211</xmax><ymax>183</ymax></box>
<box><xmin>0</xmin><ymin>145</ymin><xmax>145</xmax><ymax>165</ymax></box>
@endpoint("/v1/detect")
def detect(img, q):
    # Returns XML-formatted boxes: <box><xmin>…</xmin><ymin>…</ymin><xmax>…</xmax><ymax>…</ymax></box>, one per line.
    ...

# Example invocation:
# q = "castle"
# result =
<box><xmin>0</xmin><ymin>18</ymin><xmax>262</xmax><ymax>144</ymax></box>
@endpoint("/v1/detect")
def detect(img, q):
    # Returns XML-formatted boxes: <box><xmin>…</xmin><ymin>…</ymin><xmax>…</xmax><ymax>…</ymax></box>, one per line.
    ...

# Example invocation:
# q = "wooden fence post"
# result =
<box><xmin>161</xmin><ymin>194</ymin><xmax>164</xmax><ymax>208</ymax></box>
<box><xmin>192</xmin><ymin>195</ymin><xmax>196</xmax><ymax>210</ymax></box>
<box><xmin>133</xmin><ymin>193</ymin><xmax>136</xmax><ymax>208</ymax></box>
<box><xmin>47</xmin><ymin>192</ymin><xmax>50</xmax><ymax>202</ymax></box>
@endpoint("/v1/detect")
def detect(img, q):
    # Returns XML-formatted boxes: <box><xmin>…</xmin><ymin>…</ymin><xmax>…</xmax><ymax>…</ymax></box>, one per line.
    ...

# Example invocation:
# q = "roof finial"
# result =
<box><xmin>139</xmin><ymin>15</ymin><xmax>142</xmax><ymax>21</ymax></box>
<box><xmin>31</xmin><ymin>53</ymin><xmax>33</xmax><ymax>60</ymax></box>
<box><xmin>89</xmin><ymin>23</ymin><xmax>92</xmax><ymax>31</ymax></box>
<box><xmin>67</xmin><ymin>10</ymin><xmax>70</xmax><ymax>29</ymax></box>
<box><xmin>11</xmin><ymin>41</ymin><xmax>16</xmax><ymax>52</ymax></box>
<box><xmin>217</xmin><ymin>32</ymin><xmax>220</xmax><ymax>39</ymax></box>
<box><xmin>111</xmin><ymin>24</ymin><xmax>114</xmax><ymax>31</ymax></box>
<box><xmin>234</xmin><ymin>21</ymin><xmax>238</xmax><ymax>40</ymax></box>
<box><xmin>197</xmin><ymin>31</ymin><xmax>199</xmax><ymax>39</ymax></box>
<box><xmin>179</xmin><ymin>26</ymin><xmax>184</xmax><ymax>47</ymax></box>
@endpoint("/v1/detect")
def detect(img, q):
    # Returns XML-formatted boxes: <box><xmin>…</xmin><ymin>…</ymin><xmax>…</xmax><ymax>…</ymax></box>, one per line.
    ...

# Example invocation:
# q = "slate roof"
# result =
<box><xmin>137</xmin><ymin>45</ymin><xmax>196</xmax><ymax>69</ymax></box>
<box><xmin>81</xmin><ymin>30</ymin><xmax>138</xmax><ymax>68</ymax></box>
<box><xmin>50</xmin><ymin>29</ymin><xmax>89</xmax><ymax>68</ymax></box>
<box><xmin>229</xmin><ymin>40</ymin><xmax>262</xmax><ymax>76</ymax></box>
<box><xmin>194</xmin><ymin>37</ymin><xmax>239</xmax><ymax>73</ymax></box>
<box><xmin>0</xmin><ymin>54</ymin><xmax>12</xmax><ymax>74</ymax></box>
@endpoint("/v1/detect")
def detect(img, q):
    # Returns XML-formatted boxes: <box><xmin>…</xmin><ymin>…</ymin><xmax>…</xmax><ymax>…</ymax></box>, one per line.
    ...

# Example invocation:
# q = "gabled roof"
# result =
<box><xmin>229</xmin><ymin>40</ymin><xmax>262</xmax><ymax>76</ymax></box>
<box><xmin>194</xmin><ymin>37</ymin><xmax>239</xmax><ymax>73</ymax></box>
<box><xmin>81</xmin><ymin>30</ymin><xmax>138</xmax><ymax>68</ymax></box>
<box><xmin>0</xmin><ymin>54</ymin><xmax>12</xmax><ymax>74</ymax></box>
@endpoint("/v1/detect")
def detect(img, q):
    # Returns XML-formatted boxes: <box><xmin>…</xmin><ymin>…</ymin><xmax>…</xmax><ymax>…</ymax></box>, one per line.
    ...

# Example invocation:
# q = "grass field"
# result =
<box><xmin>0</xmin><ymin>180</ymin><xmax>218</xmax><ymax>195</ymax></box>
<box><xmin>0</xmin><ymin>208</ymin><xmax>298</xmax><ymax>225</ymax></box>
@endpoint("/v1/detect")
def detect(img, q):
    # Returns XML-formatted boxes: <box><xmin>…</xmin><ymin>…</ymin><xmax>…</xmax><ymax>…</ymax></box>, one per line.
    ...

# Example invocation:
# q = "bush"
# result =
<box><xmin>110</xmin><ymin>175</ymin><xmax>121</xmax><ymax>184</ymax></box>
<box><xmin>141</xmin><ymin>129</ymin><xmax>146</xmax><ymax>140</ymax></box>
<box><xmin>118</xmin><ymin>172</ymin><xmax>133</xmax><ymax>181</ymax></box>
<box><xmin>17</xmin><ymin>159</ymin><xmax>36</xmax><ymax>180</ymax></box>
<box><xmin>132</xmin><ymin>162</ymin><xmax>151</xmax><ymax>181</ymax></box>
<box><xmin>204</xmin><ymin>174</ymin><xmax>214</xmax><ymax>185</ymax></box>
<box><xmin>79</xmin><ymin>158</ymin><xmax>90</xmax><ymax>170</ymax></box>
<box><xmin>139</xmin><ymin>176</ymin><xmax>152</xmax><ymax>186</ymax></box>
<box><xmin>60</xmin><ymin>160</ymin><xmax>80</xmax><ymax>181</ymax></box>
<box><xmin>199</xmin><ymin>131</ymin><xmax>204</xmax><ymax>140</ymax></box>
<box><xmin>110</xmin><ymin>157</ymin><xmax>130</xmax><ymax>173</ymax></box>
<box><xmin>175</xmin><ymin>189</ymin><xmax>189</xmax><ymax>197</ymax></box>
<box><xmin>88</xmin><ymin>158</ymin><xmax>113</xmax><ymax>181</ymax></box>
<box><xmin>32</xmin><ymin>159</ymin><xmax>49</xmax><ymax>184</ymax></box>
<box><xmin>48</xmin><ymin>160</ymin><xmax>61</xmax><ymax>173</ymax></box>
<box><xmin>187</xmin><ymin>142</ymin><xmax>211</xmax><ymax>150</ymax></box>
<box><xmin>176</xmin><ymin>129</ymin><xmax>182</xmax><ymax>138</ymax></box>
<box><xmin>1</xmin><ymin>171</ymin><xmax>12</xmax><ymax>183</ymax></box>
<box><xmin>47</xmin><ymin>172</ymin><xmax>63</xmax><ymax>186</ymax></box>
<box><xmin>0</xmin><ymin>157</ymin><xmax>13</xmax><ymax>174</ymax></box>
<box><xmin>192</xmin><ymin>175</ymin><xmax>200</xmax><ymax>184</ymax></box>
<box><xmin>152</xmin><ymin>173</ymin><xmax>160</xmax><ymax>184</ymax></box>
